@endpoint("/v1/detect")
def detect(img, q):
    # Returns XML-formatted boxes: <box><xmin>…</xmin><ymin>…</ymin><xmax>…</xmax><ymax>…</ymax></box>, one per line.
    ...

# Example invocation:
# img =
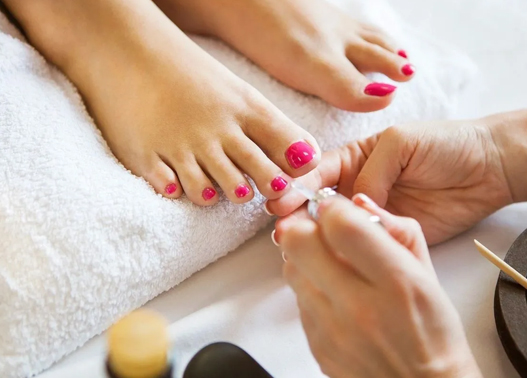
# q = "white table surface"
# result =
<box><xmin>41</xmin><ymin>0</ymin><xmax>527</xmax><ymax>377</ymax></box>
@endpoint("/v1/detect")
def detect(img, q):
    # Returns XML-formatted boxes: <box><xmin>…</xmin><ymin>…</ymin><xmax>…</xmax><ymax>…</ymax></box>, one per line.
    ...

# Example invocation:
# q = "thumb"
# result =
<box><xmin>353</xmin><ymin>126</ymin><xmax>415</xmax><ymax>207</ymax></box>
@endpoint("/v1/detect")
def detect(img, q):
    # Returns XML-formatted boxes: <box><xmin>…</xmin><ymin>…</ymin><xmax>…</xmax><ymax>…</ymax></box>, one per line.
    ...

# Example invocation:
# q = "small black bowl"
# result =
<box><xmin>495</xmin><ymin>228</ymin><xmax>527</xmax><ymax>377</ymax></box>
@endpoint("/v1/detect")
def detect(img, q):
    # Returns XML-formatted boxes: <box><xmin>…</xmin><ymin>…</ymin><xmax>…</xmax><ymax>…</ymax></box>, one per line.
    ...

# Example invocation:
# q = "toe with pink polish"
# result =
<box><xmin>202</xmin><ymin>187</ymin><xmax>216</xmax><ymax>201</ymax></box>
<box><xmin>398</xmin><ymin>50</ymin><xmax>408</xmax><ymax>59</ymax></box>
<box><xmin>285</xmin><ymin>141</ymin><xmax>316</xmax><ymax>169</ymax></box>
<box><xmin>165</xmin><ymin>183</ymin><xmax>177</xmax><ymax>195</ymax></box>
<box><xmin>235</xmin><ymin>184</ymin><xmax>250</xmax><ymax>198</ymax></box>
<box><xmin>364</xmin><ymin>83</ymin><xmax>397</xmax><ymax>97</ymax></box>
<box><xmin>271</xmin><ymin>176</ymin><xmax>288</xmax><ymax>192</ymax></box>
<box><xmin>402</xmin><ymin>64</ymin><xmax>415</xmax><ymax>76</ymax></box>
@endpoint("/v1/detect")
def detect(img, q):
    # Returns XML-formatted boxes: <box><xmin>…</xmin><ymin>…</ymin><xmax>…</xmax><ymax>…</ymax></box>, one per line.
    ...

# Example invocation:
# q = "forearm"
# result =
<box><xmin>488</xmin><ymin>109</ymin><xmax>527</xmax><ymax>203</ymax></box>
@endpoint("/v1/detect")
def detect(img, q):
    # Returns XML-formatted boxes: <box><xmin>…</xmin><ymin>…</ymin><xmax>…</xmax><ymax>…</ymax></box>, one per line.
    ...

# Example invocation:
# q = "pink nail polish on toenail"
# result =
<box><xmin>364</xmin><ymin>83</ymin><xmax>397</xmax><ymax>97</ymax></box>
<box><xmin>202</xmin><ymin>187</ymin><xmax>216</xmax><ymax>201</ymax></box>
<box><xmin>402</xmin><ymin>64</ymin><xmax>415</xmax><ymax>76</ymax></box>
<box><xmin>235</xmin><ymin>184</ymin><xmax>250</xmax><ymax>198</ymax></box>
<box><xmin>271</xmin><ymin>176</ymin><xmax>288</xmax><ymax>192</ymax></box>
<box><xmin>165</xmin><ymin>183</ymin><xmax>177</xmax><ymax>194</ymax></box>
<box><xmin>285</xmin><ymin>141</ymin><xmax>316</xmax><ymax>169</ymax></box>
<box><xmin>398</xmin><ymin>50</ymin><xmax>408</xmax><ymax>58</ymax></box>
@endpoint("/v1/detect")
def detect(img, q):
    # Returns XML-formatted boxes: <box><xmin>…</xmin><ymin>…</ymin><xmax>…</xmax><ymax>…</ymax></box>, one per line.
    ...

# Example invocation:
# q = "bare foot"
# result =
<box><xmin>7</xmin><ymin>0</ymin><xmax>321</xmax><ymax>206</ymax></box>
<box><xmin>157</xmin><ymin>0</ymin><xmax>415</xmax><ymax>112</ymax></box>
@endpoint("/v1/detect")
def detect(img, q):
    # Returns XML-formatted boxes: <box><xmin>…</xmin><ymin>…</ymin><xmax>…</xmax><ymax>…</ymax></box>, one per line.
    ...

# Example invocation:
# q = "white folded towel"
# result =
<box><xmin>0</xmin><ymin>0</ymin><xmax>476</xmax><ymax>376</ymax></box>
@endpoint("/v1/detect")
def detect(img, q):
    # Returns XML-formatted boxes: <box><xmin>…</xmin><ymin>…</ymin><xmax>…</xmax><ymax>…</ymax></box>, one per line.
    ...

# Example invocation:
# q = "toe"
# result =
<box><xmin>243</xmin><ymin>103</ymin><xmax>321</xmax><ymax>177</ymax></box>
<box><xmin>142</xmin><ymin>156</ymin><xmax>183</xmax><ymax>199</ymax></box>
<box><xmin>172</xmin><ymin>156</ymin><xmax>219</xmax><ymax>206</ymax></box>
<box><xmin>348</xmin><ymin>41</ymin><xmax>415</xmax><ymax>82</ymax></box>
<box><xmin>312</xmin><ymin>55</ymin><xmax>397</xmax><ymax>112</ymax></box>
<box><xmin>224</xmin><ymin>135</ymin><xmax>292</xmax><ymax>200</ymax></box>
<box><xmin>200</xmin><ymin>149</ymin><xmax>255</xmax><ymax>204</ymax></box>
<box><xmin>359</xmin><ymin>28</ymin><xmax>399</xmax><ymax>54</ymax></box>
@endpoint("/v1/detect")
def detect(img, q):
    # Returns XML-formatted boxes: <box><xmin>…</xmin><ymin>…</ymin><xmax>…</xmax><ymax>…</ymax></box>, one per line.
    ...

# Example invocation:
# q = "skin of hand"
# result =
<box><xmin>268</xmin><ymin>111</ymin><xmax>527</xmax><ymax>245</ymax></box>
<box><xmin>278</xmin><ymin>195</ymin><xmax>482</xmax><ymax>378</ymax></box>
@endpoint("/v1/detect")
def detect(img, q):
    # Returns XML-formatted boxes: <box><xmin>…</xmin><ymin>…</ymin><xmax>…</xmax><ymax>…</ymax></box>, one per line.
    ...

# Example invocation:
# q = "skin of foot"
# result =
<box><xmin>5</xmin><ymin>0</ymin><xmax>321</xmax><ymax>206</ymax></box>
<box><xmin>155</xmin><ymin>0</ymin><xmax>416</xmax><ymax>112</ymax></box>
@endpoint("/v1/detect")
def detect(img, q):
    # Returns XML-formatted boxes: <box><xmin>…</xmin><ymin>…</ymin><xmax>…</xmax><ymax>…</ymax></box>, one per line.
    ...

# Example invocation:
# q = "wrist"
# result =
<box><xmin>488</xmin><ymin>110</ymin><xmax>527</xmax><ymax>203</ymax></box>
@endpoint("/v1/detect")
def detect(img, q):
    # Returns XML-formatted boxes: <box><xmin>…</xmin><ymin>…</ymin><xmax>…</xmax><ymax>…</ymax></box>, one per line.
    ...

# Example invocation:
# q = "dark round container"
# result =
<box><xmin>494</xmin><ymin>228</ymin><xmax>527</xmax><ymax>377</ymax></box>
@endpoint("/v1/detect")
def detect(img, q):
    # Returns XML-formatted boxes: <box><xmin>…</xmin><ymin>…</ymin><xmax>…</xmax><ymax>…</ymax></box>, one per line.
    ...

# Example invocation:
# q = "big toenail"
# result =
<box><xmin>398</xmin><ymin>50</ymin><xmax>408</xmax><ymax>58</ymax></box>
<box><xmin>202</xmin><ymin>187</ymin><xmax>216</xmax><ymax>201</ymax></box>
<box><xmin>235</xmin><ymin>184</ymin><xmax>250</xmax><ymax>198</ymax></box>
<box><xmin>402</xmin><ymin>64</ymin><xmax>415</xmax><ymax>76</ymax></box>
<box><xmin>364</xmin><ymin>83</ymin><xmax>397</xmax><ymax>97</ymax></box>
<box><xmin>271</xmin><ymin>176</ymin><xmax>288</xmax><ymax>192</ymax></box>
<box><xmin>285</xmin><ymin>141</ymin><xmax>316</xmax><ymax>169</ymax></box>
<box><xmin>165</xmin><ymin>183</ymin><xmax>177</xmax><ymax>194</ymax></box>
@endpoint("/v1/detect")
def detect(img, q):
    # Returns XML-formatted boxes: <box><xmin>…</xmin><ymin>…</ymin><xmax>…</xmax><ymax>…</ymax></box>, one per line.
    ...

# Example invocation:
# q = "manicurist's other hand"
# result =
<box><xmin>268</xmin><ymin>110</ymin><xmax>527</xmax><ymax>244</ymax></box>
<box><xmin>278</xmin><ymin>195</ymin><xmax>482</xmax><ymax>378</ymax></box>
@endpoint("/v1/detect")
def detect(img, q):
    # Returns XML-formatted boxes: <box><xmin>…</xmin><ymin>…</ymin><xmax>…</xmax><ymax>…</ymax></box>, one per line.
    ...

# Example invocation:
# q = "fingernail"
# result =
<box><xmin>202</xmin><ymin>187</ymin><xmax>216</xmax><ymax>201</ymax></box>
<box><xmin>271</xmin><ymin>229</ymin><xmax>279</xmax><ymax>246</ymax></box>
<box><xmin>402</xmin><ymin>64</ymin><xmax>415</xmax><ymax>76</ymax></box>
<box><xmin>271</xmin><ymin>176</ymin><xmax>288</xmax><ymax>192</ymax></box>
<box><xmin>281</xmin><ymin>251</ymin><xmax>288</xmax><ymax>262</ymax></box>
<box><xmin>398</xmin><ymin>50</ymin><xmax>408</xmax><ymax>58</ymax></box>
<box><xmin>264</xmin><ymin>202</ymin><xmax>273</xmax><ymax>216</ymax></box>
<box><xmin>285</xmin><ymin>141</ymin><xmax>316</xmax><ymax>169</ymax></box>
<box><xmin>364</xmin><ymin>83</ymin><xmax>397</xmax><ymax>97</ymax></box>
<box><xmin>165</xmin><ymin>183</ymin><xmax>177</xmax><ymax>195</ymax></box>
<box><xmin>235</xmin><ymin>184</ymin><xmax>251</xmax><ymax>198</ymax></box>
<box><xmin>352</xmin><ymin>193</ymin><xmax>378</xmax><ymax>210</ymax></box>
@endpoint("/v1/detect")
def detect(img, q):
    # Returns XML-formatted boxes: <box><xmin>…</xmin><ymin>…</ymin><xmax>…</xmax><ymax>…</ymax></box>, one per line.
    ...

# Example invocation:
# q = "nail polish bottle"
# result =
<box><xmin>106</xmin><ymin>309</ymin><xmax>174</xmax><ymax>378</ymax></box>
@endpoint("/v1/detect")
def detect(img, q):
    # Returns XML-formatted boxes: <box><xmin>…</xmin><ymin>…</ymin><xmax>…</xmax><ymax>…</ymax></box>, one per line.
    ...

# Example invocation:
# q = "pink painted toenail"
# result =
<box><xmin>235</xmin><ymin>184</ymin><xmax>250</xmax><ymax>198</ymax></box>
<box><xmin>398</xmin><ymin>50</ymin><xmax>408</xmax><ymax>58</ymax></box>
<box><xmin>364</xmin><ymin>83</ymin><xmax>397</xmax><ymax>97</ymax></box>
<box><xmin>285</xmin><ymin>141</ymin><xmax>316</xmax><ymax>169</ymax></box>
<box><xmin>202</xmin><ymin>187</ymin><xmax>216</xmax><ymax>201</ymax></box>
<box><xmin>402</xmin><ymin>64</ymin><xmax>415</xmax><ymax>76</ymax></box>
<box><xmin>165</xmin><ymin>183</ymin><xmax>177</xmax><ymax>194</ymax></box>
<box><xmin>271</xmin><ymin>176</ymin><xmax>288</xmax><ymax>192</ymax></box>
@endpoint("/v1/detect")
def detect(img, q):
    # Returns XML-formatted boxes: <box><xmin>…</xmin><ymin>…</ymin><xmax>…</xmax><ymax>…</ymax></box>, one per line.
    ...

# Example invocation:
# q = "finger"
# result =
<box><xmin>266</xmin><ymin>140</ymin><xmax>372</xmax><ymax>217</ymax></box>
<box><xmin>273</xmin><ymin>206</ymin><xmax>311</xmax><ymax>245</ymax></box>
<box><xmin>283</xmin><ymin>261</ymin><xmax>332</xmax><ymax>321</ymax></box>
<box><xmin>353</xmin><ymin>126</ymin><xmax>415</xmax><ymax>207</ymax></box>
<box><xmin>280</xmin><ymin>218</ymin><xmax>365</xmax><ymax>299</ymax></box>
<box><xmin>352</xmin><ymin>193</ymin><xmax>432</xmax><ymax>270</ymax></box>
<box><xmin>265</xmin><ymin>149</ymin><xmax>342</xmax><ymax>217</ymax></box>
<box><xmin>317</xmin><ymin>196</ymin><xmax>419</xmax><ymax>284</ymax></box>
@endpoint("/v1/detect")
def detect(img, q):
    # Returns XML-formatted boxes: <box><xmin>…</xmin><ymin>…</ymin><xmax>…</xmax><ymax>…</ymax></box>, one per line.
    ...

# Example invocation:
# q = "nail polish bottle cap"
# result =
<box><xmin>107</xmin><ymin>309</ymin><xmax>169</xmax><ymax>378</ymax></box>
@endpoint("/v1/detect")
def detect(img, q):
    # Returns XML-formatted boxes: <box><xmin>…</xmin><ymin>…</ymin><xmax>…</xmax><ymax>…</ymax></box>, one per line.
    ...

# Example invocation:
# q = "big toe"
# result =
<box><xmin>244</xmin><ymin>102</ymin><xmax>322</xmax><ymax>178</ymax></box>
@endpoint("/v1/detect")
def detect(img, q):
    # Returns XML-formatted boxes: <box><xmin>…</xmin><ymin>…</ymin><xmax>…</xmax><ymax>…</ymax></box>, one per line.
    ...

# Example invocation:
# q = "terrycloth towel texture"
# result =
<box><xmin>0</xmin><ymin>0</ymin><xmax>476</xmax><ymax>376</ymax></box>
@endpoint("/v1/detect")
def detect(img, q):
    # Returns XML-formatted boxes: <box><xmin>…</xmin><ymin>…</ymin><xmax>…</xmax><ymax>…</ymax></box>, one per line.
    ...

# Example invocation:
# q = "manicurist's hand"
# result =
<box><xmin>267</xmin><ymin>110</ymin><xmax>527</xmax><ymax>244</ymax></box>
<box><xmin>278</xmin><ymin>195</ymin><xmax>482</xmax><ymax>378</ymax></box>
